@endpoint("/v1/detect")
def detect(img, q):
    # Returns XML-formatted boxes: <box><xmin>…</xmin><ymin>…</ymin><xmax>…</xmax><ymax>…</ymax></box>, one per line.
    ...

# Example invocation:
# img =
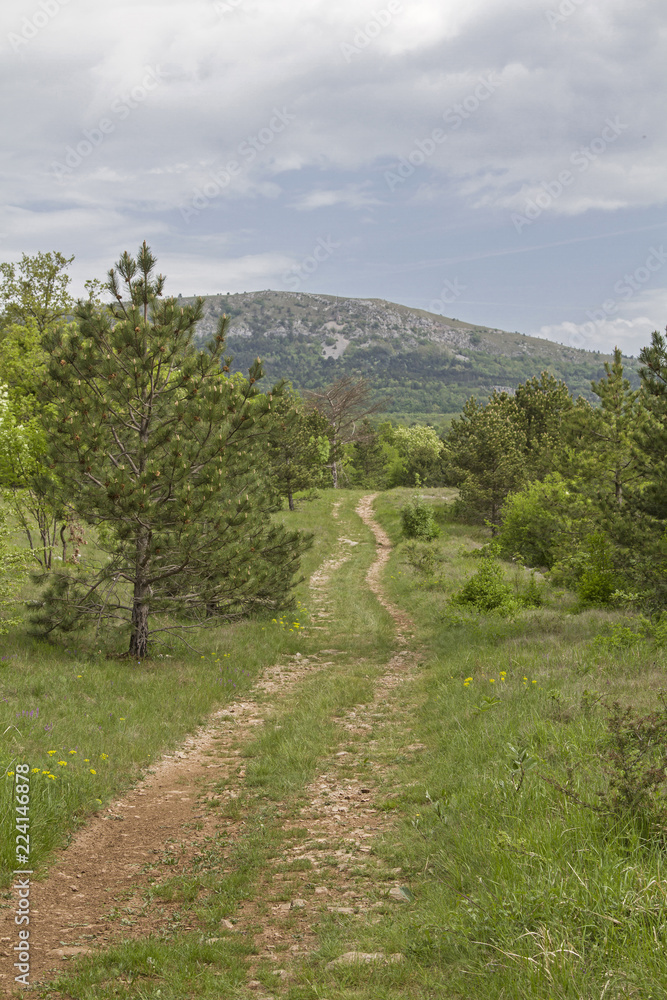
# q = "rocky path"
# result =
<box><xmin>1</xmin><ymin>494</ymin><xmax>418</xmax><ymax>997</ymax></box>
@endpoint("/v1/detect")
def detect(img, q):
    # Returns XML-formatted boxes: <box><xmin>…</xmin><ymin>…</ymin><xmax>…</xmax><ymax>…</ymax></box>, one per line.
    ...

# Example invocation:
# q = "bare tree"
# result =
<box><xmin>305</xmin><ymin>375</ymin><xmax>386</xmax><ymax>487</ymax></box>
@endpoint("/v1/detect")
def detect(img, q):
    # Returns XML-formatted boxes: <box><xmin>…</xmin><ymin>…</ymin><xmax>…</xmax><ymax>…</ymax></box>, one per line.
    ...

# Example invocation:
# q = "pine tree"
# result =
<box><xmin>564</xmin><ymin>347</ymin><xmax>644</xmax><ymax>508</ymax></box>
<box><xmin>636</xmin><ymin>329</ymin><xmax>667</xmax><ymax>521</ymax></box>
<box><xmin>32</xmin><ymin>242</ymin><xmax>309</xmax><ymax>657</ymax></box>
<box><xmin>265</xmin><ymin>387</ymin><xmax>330</xmax><ymax>510</ymax></box>
<box><xmin>348</xmin><ymin>418</ymin><xmax>388</xmax><ymax>488</ymax></box>
<box><xmin>513</xmin><ymin>371</ymin><xmax>573</xmax><ymax>479</ymax></box>
<box><xmin>444</xmin><ymin>394</ymin><xmax>526</xmax><ymax>529</ymax></box>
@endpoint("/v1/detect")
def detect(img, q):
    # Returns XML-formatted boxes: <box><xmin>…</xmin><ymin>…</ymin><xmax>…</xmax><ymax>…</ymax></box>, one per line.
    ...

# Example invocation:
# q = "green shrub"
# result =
<box><xmin>576</xmin><ymin>531</ymin><xmax>618</xmax><ymax>606</ymax></box>
<box><xmin>450</xmin><ymin>555</ymin><xmax>518</xmax><ymax>614</ymax></box>
<box><xmin>498</xmin><ymin>473</ymin><xmax>592</xmax><ymax>569</ymax></box>
<box><xmin>404</xmin><ymin>539</ymin><xmax>439</xmax><ymax>577</ymax></box>
<box><xmin>400</xmin><ymin>494</ymin><xmax>439</xmax><ymax>540</ymax></box>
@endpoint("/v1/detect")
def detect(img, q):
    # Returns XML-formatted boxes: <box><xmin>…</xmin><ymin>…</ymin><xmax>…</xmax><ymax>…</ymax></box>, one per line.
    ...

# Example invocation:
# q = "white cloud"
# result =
<box><xmin>290</xmin><ymin>183</ymin><xmax>380</xmax><ymax>210</ymax></box>
<box><xmin>532</xmin><ymin>287</ymin><xmax>667</xmax><ymax>358</ymax></box>
<box><xmin>0</xmin><ymin>0</ymin><xmax>664</xmax><ymax>344</ymax></box>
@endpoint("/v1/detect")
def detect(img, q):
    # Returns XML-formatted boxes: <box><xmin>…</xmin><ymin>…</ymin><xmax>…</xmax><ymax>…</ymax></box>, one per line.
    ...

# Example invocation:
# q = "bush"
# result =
<box><xmin>576</xmin><ymin>531</ymin><xmax>618</xmax><ymax>606</ymax></box>
<box><xmin>498</xmin><ymin>473</ymin><xmax>592</xmax><ymax>569</ymax></box>
<box><xmin>450</xmin><ymin>555</ymin><xmax>518</xmax><ymax>614</ymax></box>
<box><xmin>401</xmin><ymin>494</ymin><xmax>439</xmax><ymax>540</ymax></box>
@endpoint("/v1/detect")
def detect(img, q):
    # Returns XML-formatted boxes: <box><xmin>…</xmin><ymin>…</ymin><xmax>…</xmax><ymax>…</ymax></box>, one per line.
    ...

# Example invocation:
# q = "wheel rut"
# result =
<box><xmin>1</xmin><ymin>494</ymin><xmax>419</xmax><ymax>997</ymax></box>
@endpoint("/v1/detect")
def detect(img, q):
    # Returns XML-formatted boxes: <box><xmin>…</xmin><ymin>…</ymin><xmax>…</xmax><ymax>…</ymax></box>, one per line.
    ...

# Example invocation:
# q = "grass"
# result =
<box><xmin>4</xmin><ymin>487</ymin><xmax>667</xmax><ymax>998</ymax></box>
<box><xmin>0</xmin><ymin>489</ymin><xmax>382</xmax><ymax>883</ymax></box>
<box><xmin>333</xmin><ymin>489</ymin><xmax>667</xmax><ymax>999</ymax></box>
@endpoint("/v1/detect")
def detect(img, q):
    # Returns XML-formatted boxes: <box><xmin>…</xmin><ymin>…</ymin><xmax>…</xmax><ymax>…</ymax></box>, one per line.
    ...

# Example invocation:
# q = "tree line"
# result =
<box><xmin>1</xmin><ymin>245</ymin><xmax>665</xmax><ymax>656</ymax></box>
<box><xmin>0</xmin><ymin>246</ymin><xmax>373</xmax><ymax>656</ymax></box>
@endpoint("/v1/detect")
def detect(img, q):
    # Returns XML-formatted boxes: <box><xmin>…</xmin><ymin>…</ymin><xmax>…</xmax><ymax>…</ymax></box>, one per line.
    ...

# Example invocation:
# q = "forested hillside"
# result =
<box><xmin>183</xmin><ymin>289</ymin><xmax>638</xmax><ymax>420</ymax></box>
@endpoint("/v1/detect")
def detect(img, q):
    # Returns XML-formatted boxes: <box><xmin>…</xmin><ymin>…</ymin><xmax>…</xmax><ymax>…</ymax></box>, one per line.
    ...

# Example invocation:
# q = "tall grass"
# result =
<box><xmin>0</xmin><ymin>490</ymin><xmax>368</xmax><ymax>884</ymax></box>
<box><xmin>348</xmin><ymin>489</ymin><xmax>667</xmax><ymax>998</ymax></box>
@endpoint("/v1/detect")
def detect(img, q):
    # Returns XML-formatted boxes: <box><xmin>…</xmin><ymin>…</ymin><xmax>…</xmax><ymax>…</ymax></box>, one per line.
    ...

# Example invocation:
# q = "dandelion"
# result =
<box><xmin>532</xmin><ymin>680</ymin><xmax>537</xmax><ymax>684</ymax></box>
<box><xmin>120</xmin><ymin>717</ymin><xmax>126</xmax><ymax>721</ymax></box>
<box><xmin>58</xmin><ymin>760</ymin><xmax>67</xmax><ymax>766</ymax></box>
<box><xmin>31</xmin><ymin>767</ymin><xmax>40</xmax><ymax>773</ymax></box>
<box><xmin>48</xmin><ymin>774</ymin><xmax>56</xmax><ymax>780</ymax></box>
<box><xmin>89</xmin><ymin>769</ymin><xmax>96</xmax><ymax>775</ymax></box>
<box><xmin>69</xmin><ymin>750</ymin><xmax>77</xmax><ymax>754</ymax></box>
<box><xmin>47</xmin><ymin>750</ymin><xmax>57</xmax><ymax>756</ymax></box>
<box><xmin>489</xmin><ymin>678</ymin><xmax>495</xmax><ymax>683</ymax></box>
<box><xmin>77</xmin><ymin>674</ymin><xmax>82</xmax><ymax>678</ymax></box>
<box><xmin>42</xmin><ymin>770</ymin><xmax>49</xmax><ymax>775</ymax></box>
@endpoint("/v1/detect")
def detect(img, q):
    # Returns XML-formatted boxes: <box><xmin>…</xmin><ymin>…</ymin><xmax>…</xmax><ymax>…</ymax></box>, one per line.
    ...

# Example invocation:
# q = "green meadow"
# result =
<box><xmin>1</xmin><ymin>489</ymin><xmax>666</xmax><ymax>998</ymax></box>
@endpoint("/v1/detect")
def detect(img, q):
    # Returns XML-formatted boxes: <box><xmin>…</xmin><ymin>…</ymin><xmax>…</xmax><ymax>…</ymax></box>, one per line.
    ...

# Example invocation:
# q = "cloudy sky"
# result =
<box><xmin>1</xmin><ymin>0</ymin><xmax>665</xmax><ymax>355</ymax></box>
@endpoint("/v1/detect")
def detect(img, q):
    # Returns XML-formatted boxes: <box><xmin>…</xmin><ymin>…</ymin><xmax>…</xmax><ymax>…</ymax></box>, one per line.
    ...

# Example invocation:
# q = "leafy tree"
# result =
<box><xmin>0</xmin><ymin>497</ymin><xmax>30</xmax><ymax>634</ymax></box>
<box><xmin>388</xmin><ymin>424</ymin><xmax>445</xmax><ymax>487</ymax></box>
<box><xmin>0</xmin><ymin>385</ymin><xmax>66</xmax><ymax>569</ymax></box>
<box><xmin>0</xmin><ymin>250</ymin><xmax>74</xmax><ymax>335</ymax></box>
<box><xmin>0</xmin><ymin>253</ymin><xmax>85</xmax><ymax>566</ymax></box>
<box><xmin>266</xmin><ymin>387</ymin><xmax>330</xmax><ymax>509</ymax></box>
<box><xmin>498</xmin><ymin>473</ymin><xmax>594</xmax><ymax>569</ymax></box>
<box><xmin>31</xmin><ymin>242</ymin><xmax>309</xmax><ymax>657</ymax></box>
<box><xmin>305</xmin><ymin>375</ymin><xmax>385</xmax><ymax>487</ymax></box>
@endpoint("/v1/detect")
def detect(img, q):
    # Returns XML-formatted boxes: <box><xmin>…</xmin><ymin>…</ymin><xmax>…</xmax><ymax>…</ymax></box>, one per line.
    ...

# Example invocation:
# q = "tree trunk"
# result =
<box><xmin>129</xmin><ymin>532</ymin><xmax>151</xmax><ymax>657</ymax></box>
<box><xmin>129</xmin><ymin>601</ymin><xmax>149</xmax><ymax>658</ymax></box>
<box><xmin>288</xmin><ymin>489</ymin><xmax>295</xmax><ymax>511</ymax></box>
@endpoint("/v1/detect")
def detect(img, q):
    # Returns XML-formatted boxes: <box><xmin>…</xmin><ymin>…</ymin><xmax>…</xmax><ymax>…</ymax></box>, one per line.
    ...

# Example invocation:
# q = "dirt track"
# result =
<box><xmin>1</xmin><ymin>494</ymin><xmax>417</xmax><ymax>997</ymax></box>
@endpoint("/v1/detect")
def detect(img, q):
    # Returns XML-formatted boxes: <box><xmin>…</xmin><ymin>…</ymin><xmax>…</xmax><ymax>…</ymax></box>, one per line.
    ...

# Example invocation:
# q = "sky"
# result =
<box><xmin>1</xmin><ymin>0</ymin><xmax>665</xmax><ymax>357</ymax></box>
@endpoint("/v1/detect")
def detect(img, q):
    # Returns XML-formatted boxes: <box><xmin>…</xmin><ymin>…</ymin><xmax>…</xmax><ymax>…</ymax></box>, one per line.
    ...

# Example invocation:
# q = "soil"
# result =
<box><xmin>0</xmin><ymin>494</ymin><xmax>417</xmax><ymax>998</ymax></box>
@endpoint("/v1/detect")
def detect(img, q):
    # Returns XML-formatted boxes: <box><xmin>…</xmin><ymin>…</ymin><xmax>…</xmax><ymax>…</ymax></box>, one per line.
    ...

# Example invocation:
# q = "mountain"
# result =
<box><xmin>183</xmin><ymin>289</ymin><xmax>638</xmax><ymax>425</ymax></box>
